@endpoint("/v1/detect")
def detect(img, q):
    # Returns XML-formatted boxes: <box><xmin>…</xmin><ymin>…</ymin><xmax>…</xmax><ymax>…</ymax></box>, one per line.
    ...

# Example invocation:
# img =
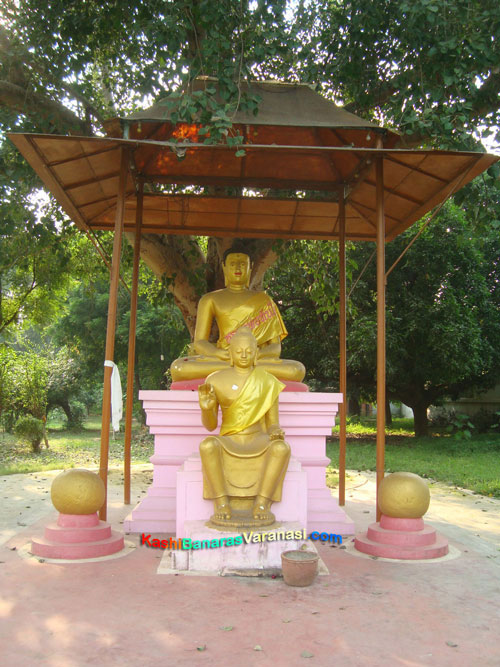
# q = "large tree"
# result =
<box><xmin>1</xmin><ymin>0</ymin><xmax>499</xmax><ymax>332</ymax></box>
<box><xmin>347</xmin><ymin>204</ymin><xmax>500</xmax><ymax>436</ymax></box>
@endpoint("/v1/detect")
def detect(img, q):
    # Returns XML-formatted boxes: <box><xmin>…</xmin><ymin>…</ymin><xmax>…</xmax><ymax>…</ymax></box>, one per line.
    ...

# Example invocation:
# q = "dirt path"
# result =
<box><xmin>344</xmin><ymin>470</ymin><xmax>500</xmax><ymax>562</ymax></box>
<box><xmin>0</xmin><ymin>466</ymin><xmax>153</xmax><ymax>546</ymax></box>
<box><xmin>2</xmin><ymin>466</ymin><xmax>499</xmax><ymax>562</ymax></box>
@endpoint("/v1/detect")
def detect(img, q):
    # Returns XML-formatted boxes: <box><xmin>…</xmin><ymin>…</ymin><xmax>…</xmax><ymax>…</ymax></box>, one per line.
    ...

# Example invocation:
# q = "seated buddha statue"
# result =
<box><xmin>198</xmin><ymin>327</ymin><xmax>290</xmax><ymax>528</ymax></box>
<box><xmin>170</xmin><ymin>244</ymin><xmax>305</xmax><ymax>383</ymax></box>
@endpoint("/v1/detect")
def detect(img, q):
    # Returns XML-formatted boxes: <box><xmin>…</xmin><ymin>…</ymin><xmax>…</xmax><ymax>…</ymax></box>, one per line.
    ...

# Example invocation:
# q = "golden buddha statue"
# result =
<box><xmin>170</xmin><ymin>245</ymin><xmax>305</xmax><ymax>382</ymax></box>
<box><xmin>198</xmin><ymin>327</ymin><xmax>291</xmax><ymax>528</ymax></box>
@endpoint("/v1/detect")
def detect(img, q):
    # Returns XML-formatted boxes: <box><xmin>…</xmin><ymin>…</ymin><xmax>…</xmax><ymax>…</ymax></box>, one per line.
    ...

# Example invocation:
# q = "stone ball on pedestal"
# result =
<box><xmin>51</xmin><ymin>469</ymin><xmax>105</xmax><ymax>515</ymax></box>
<box><xmin>378</xmin><ymin>471</ymin><xmax>430</xmax><ymax>519</ymax></box>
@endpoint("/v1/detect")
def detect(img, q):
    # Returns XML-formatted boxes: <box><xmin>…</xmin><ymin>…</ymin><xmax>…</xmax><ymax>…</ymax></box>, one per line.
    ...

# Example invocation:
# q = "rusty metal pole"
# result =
<box><xmin>375</xmin><ymin>152</ymin><xmax>386</xmax><ymax>521</ymax></box>
<box><xmin>338</xmin><ymin>191</ymin><xmax>347</xmax><ymax>506</ymax></box>
<box><xmin>99</xmin><ymin>148</ymin><xmax>128</xmax><ymax>521</ymax></box>
<box><xmin>124</xmin><ymin>181</ymin><xmax>143</xmax><ymax>505</ymax></box>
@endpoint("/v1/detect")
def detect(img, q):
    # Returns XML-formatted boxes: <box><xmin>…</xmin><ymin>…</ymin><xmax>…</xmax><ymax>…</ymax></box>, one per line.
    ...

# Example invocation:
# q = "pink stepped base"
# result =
<box><xmin>31</xmin><ymin>513</ymin><xmax>124</xmax><ymax>560</ymax></box>
<box><xmin>354</xmin><ymin>515</ymin><xmax>449</xmax><ymax>560</ymax></box>
<box><xmin>125</xmin><ymin>389</ymin><xmax>354</xmax><ymax>537</ymax></box>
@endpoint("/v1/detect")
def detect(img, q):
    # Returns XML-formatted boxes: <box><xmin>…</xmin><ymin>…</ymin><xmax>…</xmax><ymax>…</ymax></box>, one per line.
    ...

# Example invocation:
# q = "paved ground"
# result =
<box><xmin>1</xmin><ymin>466</ymin><xmax>499</xmax><ymax>666</ymax></box>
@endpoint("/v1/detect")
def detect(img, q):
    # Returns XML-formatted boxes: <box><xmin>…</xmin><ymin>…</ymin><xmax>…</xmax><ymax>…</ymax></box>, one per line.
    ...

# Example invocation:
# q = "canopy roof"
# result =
<box><xmin>9</xmin><ymin>133</ymin><xmax>497</xmax><ymax>241</ymax></box>
<box><xmin>9</xmin><ymin>80</ymin><xmax>498</xmax><ymax>242</ymax></box>
<box><xmin>109</xmin><ymin>80</ymin><xmax>400</xmax><ymax>148</ymax></box>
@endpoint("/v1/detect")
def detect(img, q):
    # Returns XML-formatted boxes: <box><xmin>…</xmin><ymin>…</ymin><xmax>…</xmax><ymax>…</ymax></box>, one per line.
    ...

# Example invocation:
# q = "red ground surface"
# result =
<box><xmin>1</xmin><ymin>470</ymin><xmax>499</xmax><ymax>667</ymax></box>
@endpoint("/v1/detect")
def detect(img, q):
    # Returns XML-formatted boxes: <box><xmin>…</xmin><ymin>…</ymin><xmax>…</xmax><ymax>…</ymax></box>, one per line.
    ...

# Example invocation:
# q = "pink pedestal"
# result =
<box><xmin>176</xmin><ymin>456</ymin><xmax>308</xmax><ymax>538</ymax></box>
<box><xmin>31</xmin><ymin>513</ymin><xmax>124</xmax><ymax>560</ymax></box>
<box><xmin>124</xmin><ymin>390</ymin><xmax>354</xmax><ymax>536</ymax></box>
<box><xmin>354</xmin><ymin>515</ymin><xmax>449</xmax><ymax>560</ymax></box>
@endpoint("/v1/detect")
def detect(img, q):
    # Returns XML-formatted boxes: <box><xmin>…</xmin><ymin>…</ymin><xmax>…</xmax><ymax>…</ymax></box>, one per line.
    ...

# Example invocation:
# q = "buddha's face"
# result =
<box><xmin>229</xmin><ymin>332</ymin><xmax>257</xmax><ymax>369</ymax></box>
<box><xmin>223</xmin><ymin>253</ymin><xmax>251</xmax><ymax>288</ymax></box>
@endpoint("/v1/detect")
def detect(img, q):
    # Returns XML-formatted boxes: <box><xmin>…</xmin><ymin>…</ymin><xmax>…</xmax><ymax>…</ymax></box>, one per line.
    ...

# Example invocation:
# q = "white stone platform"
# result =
<box><xmin>162</xmin><ymin>521</ymin><xmax>327</xmax><ymax>575</ymax></box>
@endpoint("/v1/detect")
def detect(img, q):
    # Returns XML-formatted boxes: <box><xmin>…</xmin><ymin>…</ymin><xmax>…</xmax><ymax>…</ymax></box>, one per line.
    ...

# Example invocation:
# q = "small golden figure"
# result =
<box><xmin>198</xmin><ymin>327</ymin><xmax>291</xmax><ymax>529</ymax></box>
<box><xmin>171</xmin><ymin>245</ymin><xmax>305</xmax><ymax>382</ymax></box>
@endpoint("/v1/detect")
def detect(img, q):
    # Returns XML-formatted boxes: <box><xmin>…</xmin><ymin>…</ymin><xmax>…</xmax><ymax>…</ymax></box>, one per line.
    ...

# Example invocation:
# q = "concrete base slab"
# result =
<box><xmin>170</xmin><ymin>521</ymin><xmax>324</xmax><ymax>574</ymax></box>
<box><xmin>158</xmin><ymin>540</ymin><xmax>330</xmax><ymax>577</ymax></box>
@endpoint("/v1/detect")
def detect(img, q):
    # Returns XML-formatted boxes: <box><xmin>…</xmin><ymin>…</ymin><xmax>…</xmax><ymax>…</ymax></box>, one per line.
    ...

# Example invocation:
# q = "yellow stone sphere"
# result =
<box><xmin>51</xmin><ymin>469</ymin><xmax>105</xmax><ymax>515</ymax></box>
<box><xmin>378</xmin><ymin>472</ymin><xmax>430</xmax><ymax>519</ymax></box>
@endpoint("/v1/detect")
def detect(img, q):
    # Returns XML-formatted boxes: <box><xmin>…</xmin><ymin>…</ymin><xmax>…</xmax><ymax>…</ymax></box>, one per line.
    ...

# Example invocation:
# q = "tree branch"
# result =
<box><xmin>129</xmin><ymin>232</ymin><xmax>205</xmax><ymax>336</ymax></box>
<box><xmin>0</xmin><ymin>79</ymin><xmax>88</xmax><ymax>133</ymax></box>
<box><xmin>0</xmin><ymin>24</ymin><xmax>105</xmax><ymax>132</ymax></box>
<box><xmin>0</xmin><ymin>275</ymin><xmax>37</xmax><ymax>334</ymax></box>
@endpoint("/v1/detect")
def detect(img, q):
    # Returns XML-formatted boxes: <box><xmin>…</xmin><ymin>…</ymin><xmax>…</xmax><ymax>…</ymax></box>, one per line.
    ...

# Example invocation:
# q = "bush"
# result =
<box><xmin>428</xmin><ymin>406</ymin><xmax>456</xmax><ymax>428</ymax></box>
<box><xmin>15</xmin><ymin>416</ymin><xmax>45</xmax><ymax>452</ymax></box>
<box><xmin>67</xmin><ymin>402</ymin><xmax>86</xmax><ymax>430</ymax></box>
<box><xmin>1</xmin><ymin>410</ymin><xmax>18</xmax><ymax>434</ymax></box>
<box><xmin>469</xmin><ymin>409</ymin><xmax>500</xmax><ymax>434</ymax></box>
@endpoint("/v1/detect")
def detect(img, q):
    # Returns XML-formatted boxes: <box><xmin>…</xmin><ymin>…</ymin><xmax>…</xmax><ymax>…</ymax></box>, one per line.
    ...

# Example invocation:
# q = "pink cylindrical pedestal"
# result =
<box><xmin>31</xmin><ymin>513</ymin><xmax>124</xmax><ymax>560</ymax></box>
<box><xmin>355</xmin><ymin>515</ymin><xmax>449</xmax><ymax>560</ymax></box>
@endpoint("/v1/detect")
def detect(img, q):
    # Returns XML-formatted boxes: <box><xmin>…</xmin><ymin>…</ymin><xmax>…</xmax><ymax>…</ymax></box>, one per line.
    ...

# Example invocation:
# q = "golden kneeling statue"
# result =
<box><xmin>198</xmin><ymin>327</ymin><xmax>291</xmax><ymax>529</ymax></box>
<box><xmin>171</xmin><ymin>245</ymin><xmax>305</xmax><ymax>382</ymax></box>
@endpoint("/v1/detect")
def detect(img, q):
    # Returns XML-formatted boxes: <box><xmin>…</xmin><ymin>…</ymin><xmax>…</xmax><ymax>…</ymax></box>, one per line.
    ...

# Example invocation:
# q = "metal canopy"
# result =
<box><xmin>8</xmin><ymin>132</ymin><xmax>497</xmax><ymax>242</ymax></box>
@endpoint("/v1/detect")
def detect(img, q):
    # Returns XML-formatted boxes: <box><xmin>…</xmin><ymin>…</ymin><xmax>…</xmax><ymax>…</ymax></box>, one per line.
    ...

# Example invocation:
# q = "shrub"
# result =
<box><xmin>428</xmin><ymin>406</ymin><xmax>456</xmax><ymax>428</ymax></box>
<box><xmin>15</xmin><ymin>416</ymin><xmax>45</xmax><ymax>452</ymax></box>
<box><xmin>447</xmin><ymin>413</ymin><xmax>475</xmax><ymax>440</ymax></box>
<box><xmin>469</xmin><ymin>409</ymin><xmax>500</xmax><ymax>434</ymax></box>
<box><xmin>67</xmin><ymin>402</ymin><xmax>86</xmax><ymax>430</ymax></box>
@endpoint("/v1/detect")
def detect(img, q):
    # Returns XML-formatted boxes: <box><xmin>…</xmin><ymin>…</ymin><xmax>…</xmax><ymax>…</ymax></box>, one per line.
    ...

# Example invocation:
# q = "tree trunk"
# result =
<box><xmin>134</xmin><ymin>234</ymin><xmax>280</xmax><ymax>337</ymax></box>
<box><xmin>412</xmin><ymin>403</ymin><xmax>429</xmax><ymax>437</ymax></box>
<box><xmin>348</xmin><ymin>396</ymin><xmax>360</xmax><ymax>416</ymax></box>
<box><xmin>385</xmin><ymin>397</ymin><xmax>392</xmax><ymax>426</ymax></box>
<box><xmin>58</xmin><ymin>399</ymin><xmax>73</xmax><ymax>424</ymax></box>
<box><xmin>134</xmin><ymin>362</ymin><xmax>146</xmax><ymax>426</ymax></box>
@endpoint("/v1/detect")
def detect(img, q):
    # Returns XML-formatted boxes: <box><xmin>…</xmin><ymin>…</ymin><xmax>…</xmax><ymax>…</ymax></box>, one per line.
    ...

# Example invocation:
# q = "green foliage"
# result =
<box><xmin>14</xmin><ymin>415</ymin><xmax>45</xmax><ymax>453</ymax></box>
<box><xmin>0</xmin><ymin>346</ymin><xmax>15</xmax><ymax>425</ymax></box>
<box><xmin>347</xmin><ymin>203</ymin><xmax>500</xmax><ymax>434</ymax></box>
<box><xmin>327</xmin><ymin>427</ymin><xmax>500</xmax><ymax>498</ymax></box>
<box><xmin>0</xmin><ymin>0</ymin><xmax>499</xmax><ymax>428</ymax></box>
<box><xmin>0</xmin><ymin>415</ymin><xmax>153</xmax><ymax>475</ymax></box>
<box><xmin>0</xmin><ymin>140</ymin><xmax>74</xmax><ymax>339</ymax></box>
<box><xmin>306</xmin><ymin>0</ymin><xmax>500</xmax><ymax>149</ymax></box>
<box><xmin>65</xmin><ymin>401</ymin><xmax>86</xmax><ymax>430</ymax></box>
<box><xmin>265</xmin><ymin>239</ymin><xmax>357</xmax><ymax>389</ymax></box>
<box><xmin>447</xmin><ymin>413</ymin><xmax>475</xmax><ymax>440</ymax></box>
<box><xmin>52</xmin><ymin>277</ymin><xmax>189</xmax><ymax>391</ymax></box>
<box><xmin>469</xmin><ymin>409</ymin><xmax>500</xmax><ymax>434</ymax></box>
<box><xmin>10</xmin><ymin>348</ymin><xmax>49</xmax><ymax>419</ymax></box>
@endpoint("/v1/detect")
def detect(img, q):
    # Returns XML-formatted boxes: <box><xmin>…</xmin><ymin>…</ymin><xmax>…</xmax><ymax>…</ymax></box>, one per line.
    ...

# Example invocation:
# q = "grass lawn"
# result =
<box><xmin>0</xmin><ymin>414</ymin><xmax>154</xmax><ymax>476</ymax></box>
<box><xmin>2</xmin><ymin>415</ymin><xmax>499</xmax><ymax>499</ymax></box>
<box><xmin>328</xmin><ymin>417</ymin><xmax>500</xmax><ymax>498</ymax></box>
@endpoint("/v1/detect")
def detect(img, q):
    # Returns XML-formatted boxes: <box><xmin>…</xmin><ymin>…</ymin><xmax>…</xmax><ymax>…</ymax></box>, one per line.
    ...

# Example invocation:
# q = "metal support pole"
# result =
<box><xmin>338</xmin><ymin>192</ymin><xmax>347</xmax><ymax>506</ymax></box>
<box><xmin>123</xmin><ymin>182</ymin><xmax>143</xmax><ymax>504</ymax></box>
<box><xmin>99</xmin><ymin>148</ymin><xmax>128</xmax><ymax>521</ymax></box>
<box><xmin>375</xmin><ymin>155</ymin><xmax>386</xmax><ymax>521</ymax></box>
